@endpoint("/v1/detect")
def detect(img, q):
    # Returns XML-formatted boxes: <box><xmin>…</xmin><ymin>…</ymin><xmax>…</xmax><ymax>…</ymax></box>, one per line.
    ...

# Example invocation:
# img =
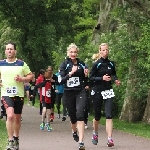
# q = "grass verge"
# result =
<box><xmin>0</xmin><ymin>119</ymin><xmax>7</xmax><ymax>150</ymax></box>
<box><xmin>88</xmin><ymin>116</ymin><xmax>150</xmax><ymax>139</ymax></box>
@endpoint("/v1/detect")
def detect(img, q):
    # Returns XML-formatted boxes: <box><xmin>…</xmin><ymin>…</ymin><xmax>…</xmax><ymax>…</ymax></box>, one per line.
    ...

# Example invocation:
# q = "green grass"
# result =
<box><xmin>88</xmin><ymin>116</ymin><xmax>150</xmax><ymax>139</ymax></box>
<box><xmin>0</xmin><ymin>119</ymin><xmax>7</xmax><ymax>150</ymax></box>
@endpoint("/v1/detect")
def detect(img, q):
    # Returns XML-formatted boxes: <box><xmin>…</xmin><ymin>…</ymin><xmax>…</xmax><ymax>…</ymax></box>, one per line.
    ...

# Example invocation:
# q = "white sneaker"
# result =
<box><xmin>57</xmin><ymin>114</ymin><xmax>60</xmax><ymax>119</ymax></box>
<box><xmin>85</xmin><ymin>124</ymin><xmax>88</xmax><ymax>129</ymax></box>
<box><xmin>32</xmin><ymin>106</ymin><xmax>35</xmax><ymax>109</ymax></box>
<box><xmin>27</xmin><ymin>103</ymin><xmax>30</xmax><ymax>106</ymax></box>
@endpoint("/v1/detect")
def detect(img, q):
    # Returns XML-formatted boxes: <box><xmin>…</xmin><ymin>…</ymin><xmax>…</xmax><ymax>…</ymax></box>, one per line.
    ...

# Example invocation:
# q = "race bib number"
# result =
<box><xmin>46</xmin><ymin>89</ymin><xmax>51</xmax><ymax>97</ymax></box>
<box><xmin>101</xmin><ymin>89</ymin><xmax>115</xmax><ymax>99</ymax></box>
<box><xmin>67</xmin><ymin>77</ymin><xmax>80</xmax><ymax>87</ymax></box>
<box><xmin>6</xmin><ymin>86</ymin><xmax>17</xmax><ymax>95</ymax></box>
<box><xmin>31</xmin><ymin>86</ymin><xmax>35</xmax><ymax>90</ymax></box>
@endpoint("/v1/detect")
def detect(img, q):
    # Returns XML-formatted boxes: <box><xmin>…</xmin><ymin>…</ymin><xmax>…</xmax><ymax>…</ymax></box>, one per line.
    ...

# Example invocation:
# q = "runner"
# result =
<box><xmin>29</xmin><ymin>72</ymin><xmax>36</xmax><ymax>109</ymax></box>
<box><xmin>24</xmin><ymin>82</ymin><xmax>30</xmax><ymax>105</ymax></box>
<box><xmin>36</xmin><ymin>69</ymin><xmax>45</xmax><ymax>115</ymax></box>
<box><xmin>0</xmin><ymin>41</ymin><xmax>33</xmax><ymax>150</ymax></box>
<box><xmin>33</xmin><ymin>71</ymin><xmax>52</xmax><ymax>132</ymax></box>
<box><xmin>89</xmin><ymin>43</ymin><xmax>121</xmax><ymax>147</ymax></box>
<box><xmin>59</xmin><ymin>43</ymin><xmax>88</xmax><ymax>150</ymax></box>
<box><xmin>84</xmin><ymin>85</ymin><xmax>90</xmax><ymax>129</ymax></box>
<box><xmin>47</xmin><ymin>66</ymin><xmax>58</xmax><ymax>122</ymax></box>
<box><xmin>55</xmin><ymin>70</ymin><xmax>68</xmax><ymax>121</ymax></box>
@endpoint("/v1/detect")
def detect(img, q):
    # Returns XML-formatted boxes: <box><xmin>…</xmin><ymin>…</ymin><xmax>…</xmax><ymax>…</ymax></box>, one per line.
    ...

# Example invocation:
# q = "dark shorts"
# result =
<box><xmin>1</xmin><ymin>96</ymin><xmax>24</xmax><ymax>114</ymax></box>
<box><xmin>25</xmin><ymin>86</ymin><xmax>30</xmax><ymax>91</ymax></box>
<box><xmin>42</xmin><ymin>101</ymin><xmax>52</xmax><ymax>109</ymax></box>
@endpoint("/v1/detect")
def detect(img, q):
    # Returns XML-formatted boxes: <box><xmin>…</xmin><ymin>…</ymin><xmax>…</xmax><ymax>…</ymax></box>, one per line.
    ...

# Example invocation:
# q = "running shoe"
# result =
<box><xmin>66</xmin><ymin>112</ymin><xmax>69</xmax><ymax>117</ymax></box>
<box><xmin>62</xmin><ymin>116</ymin><xmax>66</xmax><ymax>121</ymax></box>
<box><xmin>84</xmin><ymin>124</ymin><xmax>88</xmax><ymax>129</ymax></box>
<box><xmin>79</xmin><ymin>142</ymin><xmax>85</xmax><ymax>150</ymax></box>
<box><xmin>57</xmin><ymin>114</ymin><xmax>60</xmax><ymax>119</ymax></box>
<box><xmin>92</xmin><ymin>133</ymin><xmax>98</xmax><ymax>145</ymax></box>
<box><xmin>73</xmin><ymin>131</ymin><xmax>79</xmax><ymax>142</ymax></box>
<box><xmin>14</xmin><ymin>139</ymin><xmax>19</xmax><ymax>150</ymax></box>
<box><xmin>40</xmin><ymin>122</ymin><xmax>45</xmax><ymax>130</ymax></box>
<box><xmin>107</xmin><ymin>139</ymin><xmax>114</xmax><ymax>147</ymax></box>
<box><xmin>6</xmin><ymin>140</ymin><xmax>14</xmax><ymax>150</ymax></box>
<box><xmin>45</xmin><ymin>123</ymin><xmax>52</xmax><ymax>132</ymax></box>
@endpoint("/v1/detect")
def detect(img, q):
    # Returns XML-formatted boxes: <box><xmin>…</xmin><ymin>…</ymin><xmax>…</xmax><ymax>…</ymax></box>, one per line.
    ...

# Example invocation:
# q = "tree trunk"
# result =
<box><xmin>143</xmin><ymin>90</ymin><xmax>150</xmax><ymax>124</ymax></box>
<box><xmin>119</xmin><ymin>57</ymin><xmax>146</xmax><ymax>122</ymax></box>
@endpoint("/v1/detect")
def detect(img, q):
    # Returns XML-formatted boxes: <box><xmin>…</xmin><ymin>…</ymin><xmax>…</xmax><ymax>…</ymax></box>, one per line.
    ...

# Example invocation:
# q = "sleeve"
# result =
<box><xmin>111</xmin><ymin>61</ymin><xmax>118</xmax><ymax>81</ymax></box>
<box><xmin>36</xmin><ymin>76</ymin><xmax>43</xmax><ymax>84</ymax></box>
<box><xmin>89</xmin><ymin>62</ymin><xmax>103</xmax><ymax>81</ymax></box>
<box><xmin>33</xmin><ymin>81</ymin><xmax>45</xmax><ymax>96</ymax></box>
<box><xmin>23</xmin><ymin>62</ymin><xmax>31</xmax><ymax>76</ymax></box>
<box><xmin>80</xmin><ymin>61</ymin><xmax>89</xmax><ymax>86</ymax></box>
<box><xmin>59</xmin><ymin>62</ymin><xmax>70</xmax><ymax>84</ymax></box>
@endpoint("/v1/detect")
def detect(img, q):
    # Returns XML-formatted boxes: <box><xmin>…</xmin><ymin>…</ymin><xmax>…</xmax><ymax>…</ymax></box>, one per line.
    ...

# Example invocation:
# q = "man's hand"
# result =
<box><xmin>14</xmin><ymin>75</ymin><xmax>24</xmax><ymax>82</ymax></box>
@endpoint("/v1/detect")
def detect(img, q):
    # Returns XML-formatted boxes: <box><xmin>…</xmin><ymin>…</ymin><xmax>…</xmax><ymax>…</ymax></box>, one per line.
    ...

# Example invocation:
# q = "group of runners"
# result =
<box><xmin>0</xmin><ymin>41</ymin><xmax>120</xmax><ymax>150</ymax></box>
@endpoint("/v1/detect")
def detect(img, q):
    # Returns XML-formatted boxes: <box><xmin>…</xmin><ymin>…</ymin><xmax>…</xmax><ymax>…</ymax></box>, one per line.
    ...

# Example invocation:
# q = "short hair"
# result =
<box><xmin>39</xmin><ymin>69</ymin><xmax>45</xmax><ymax>76</ymax></box>
<box><xmin>5</xmin><ymin>41</ymin><xmax>16</xmax><ymax>50</ymax></box>
<box><xmin>67</xmin><ymin>43</ymin><xmax>79</xmax><ymax>53</ymax></box>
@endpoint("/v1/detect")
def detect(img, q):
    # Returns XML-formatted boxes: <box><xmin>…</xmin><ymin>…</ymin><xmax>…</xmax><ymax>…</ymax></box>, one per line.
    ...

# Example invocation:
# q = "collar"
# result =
<box><xmin>5</xmin><ymin>58</ymin><xmax>17</xmax><ymax>63</ymax></box>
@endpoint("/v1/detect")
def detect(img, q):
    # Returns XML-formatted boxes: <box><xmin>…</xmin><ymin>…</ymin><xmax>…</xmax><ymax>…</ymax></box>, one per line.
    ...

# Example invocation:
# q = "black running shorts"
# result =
<box><xmin>1</xmin><ymin>96</ymin><xmax>24</xmax><ymax>114</ymax></box>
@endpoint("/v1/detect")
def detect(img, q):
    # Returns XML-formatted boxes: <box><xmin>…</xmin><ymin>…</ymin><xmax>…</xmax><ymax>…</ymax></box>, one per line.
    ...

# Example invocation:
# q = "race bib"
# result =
<box><xmin>67</xmin><ymin>77</ymin><xmax>80</xmax><ymax>87</ymax></box>
<box><xmin>31</xmin><ymin>86</ymin><xmax>35</xmax><ymax>90</ymax></box>
<box><xmin>101</xmin><ymin>89</ymin><xmax>115</xmax><ymax>99</ymax></box>
<box><xmin>6</xmin><ymin>86</ymin><xmax>17</xmax><ymax>96</ymax></box>
<box><xmin>46</xmin><ymin>89</ymin><xmax>51</xmax><ymax>97</ymax></box>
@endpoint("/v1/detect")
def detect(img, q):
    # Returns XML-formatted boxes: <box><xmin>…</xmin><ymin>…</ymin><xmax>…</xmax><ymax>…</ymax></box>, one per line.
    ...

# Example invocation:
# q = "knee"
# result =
<box><xmin>14</xmin><ymin>116</ymin><xmax>21</xmax><ymax>123</ymax></box>
<box><xmin>70</xmin><ymin>119</ymin><xmax>77</xmax><ymax>124</ymax></box>
<box><xmin>106</xmin><ymin>115</ymin><xmax>112</xmax><ymax>119</ymax></box>
<box><xmin>76</xmin><ymin>117</ymin><xmax>84</xmax><ymax>121</ymax></box>
<box><xmin>76</xmin><ymin>111</ymin><xmax>85</xmax><ymax>121</ymax></box>
<box><xmin>95</xmin><ymin>116</ymin><xmax>101</xmax><ymax>121</ymax></box>
<box><xmin>94</xmin><ymin>109</ymin><xmax>101</xmax><ymax>121</ymax></box>
<box><xmin>7</xmin><ymin>114</ymin><xmax>14</xmax><ymax>121</ymax></box>
<box><xmin>42</xmin><ymin>108</ymin><xmax>46</xmax><ymax>113</ymax></box>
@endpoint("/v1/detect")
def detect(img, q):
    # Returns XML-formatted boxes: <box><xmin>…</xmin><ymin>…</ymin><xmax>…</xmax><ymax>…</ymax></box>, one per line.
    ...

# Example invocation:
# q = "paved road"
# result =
<box><xmin>17</xmin><ymin>105</ymin><xmax>150</xmax><ymax>150</ymax></box>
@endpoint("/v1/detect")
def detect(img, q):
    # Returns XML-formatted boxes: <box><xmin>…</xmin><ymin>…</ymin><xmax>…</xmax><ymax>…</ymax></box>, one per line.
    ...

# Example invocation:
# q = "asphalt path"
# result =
<box><xmin>16</xmin><ymin>104</ymin><xmax>150</xmax><ymax>150</ymax></box>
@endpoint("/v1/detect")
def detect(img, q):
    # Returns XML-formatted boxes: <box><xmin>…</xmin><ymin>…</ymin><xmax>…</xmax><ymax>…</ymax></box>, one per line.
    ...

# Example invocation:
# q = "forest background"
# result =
<box><xmin>0</xmin><ymin>0</ymin><xmax>150</xmax><ymax>124</ymax></box>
